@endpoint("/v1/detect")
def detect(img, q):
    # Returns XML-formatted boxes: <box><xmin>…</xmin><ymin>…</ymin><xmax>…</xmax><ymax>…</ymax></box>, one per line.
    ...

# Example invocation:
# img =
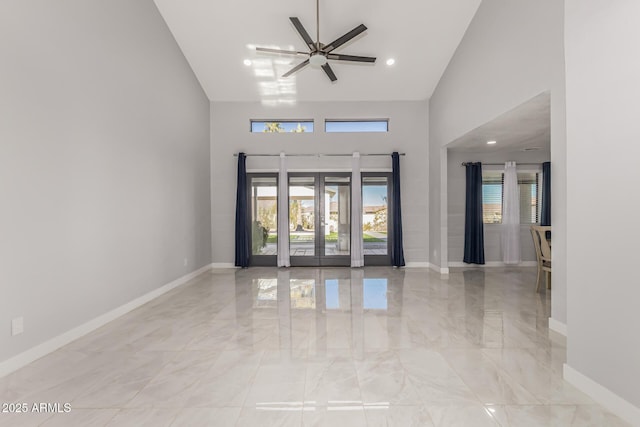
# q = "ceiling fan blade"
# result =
<box><xmin>327</xmin><ymin>54</ymin><xmax>376</xmax><ymax>63</ymax></box>
<box><xmin>257</xmin><ymin>47</ymin><xmax>309</xmax><ymax>56</ymax></box>
<box><xmin>282</xmin><ymin>59</ymin><xmax>310</xmax><ymax>77</ymax></box>
<box><xmin>323</xmin><ymin>24</ymin><xmax>367</xmax><ymax>53</ymax></box>
<box><xmin>321</xmin><ymin>63</ymin><xmax>337</xmax><ymax>82</ymax></box>
<box><xmin>289</xmin><ymin>17</ymin><xmax>316</xmax><ymax>51</ymax></box>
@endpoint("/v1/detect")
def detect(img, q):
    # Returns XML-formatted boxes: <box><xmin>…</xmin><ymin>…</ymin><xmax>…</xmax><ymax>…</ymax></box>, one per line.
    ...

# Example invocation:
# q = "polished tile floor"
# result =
<box><xmin>0</xmin><ymin>267</ymin><xmax>629</xmax><ymax>426</ymax></box>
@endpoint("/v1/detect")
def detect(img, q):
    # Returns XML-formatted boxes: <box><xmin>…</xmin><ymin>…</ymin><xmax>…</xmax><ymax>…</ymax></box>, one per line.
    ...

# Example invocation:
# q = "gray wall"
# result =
<box><xmin>447</xmin><ymin>150</ymin><xmax>550</xmax><ymax>264</ymax></box>
<box><xmin>210</xmin><ymin>101</ymin><xmax>429</xmax><ymax>265</ymax></box>
<box><xmin>565</xmin><ymin>0</ymin><xmax>640</xmax><ymax>409</ymax></box>
<box><xmin>429</xmin><ymin>0</ymin><xmax>567</xmax><ymax>323</ymax></box>
<box><xmin>0</xmin><ymin>0</ymin><xmax>211</xmax><ymax>362</ymax></box>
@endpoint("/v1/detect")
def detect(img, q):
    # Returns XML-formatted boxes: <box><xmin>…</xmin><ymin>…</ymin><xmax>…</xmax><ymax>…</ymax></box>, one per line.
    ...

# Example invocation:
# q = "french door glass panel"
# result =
<box><xmin>289</xmin><ymin>176</ymin><xmax>316</xmax><ymax>257</ymax></box>
<box><xmin>324</xmin><ymin>176</ymin><xmax>350</xmax><ymax>257</ymax></box>
<box><xmin>288</xmin><ymin>173</ymin><xmax>351</xmax><ymax>265</ymax></box>
<box><xmin>362</xmin><ymin>176</ymin><xmax>388</xmax><ymax>255</ymax></box>
<box><xmin>250</xmin><ymin>176</ymin><xmax>277</xmax><ymax>256</ymax></box>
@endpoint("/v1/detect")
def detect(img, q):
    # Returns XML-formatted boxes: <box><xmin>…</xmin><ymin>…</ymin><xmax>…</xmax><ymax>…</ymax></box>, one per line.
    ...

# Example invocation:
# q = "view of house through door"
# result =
<box><xmin>247</xmin><ymin>172</ymin><xmax>391</xmax><ymax>267</ymax></box>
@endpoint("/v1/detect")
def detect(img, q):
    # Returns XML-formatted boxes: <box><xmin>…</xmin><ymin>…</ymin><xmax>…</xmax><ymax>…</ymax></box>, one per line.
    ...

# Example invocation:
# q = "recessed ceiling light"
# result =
<box><xmin>386</xmin><ymin>58</ymin><xmax>395</xmax><ymax>66</ymax></box>
<box><xmin>243</xmin><ymin>59</ymin><xmax>252</xmax><ymax>66</ymax></box>
<box><xmin>487</xmin><ymin>140</ymin><xmax>497</xmax><ymax>145</ymax></box>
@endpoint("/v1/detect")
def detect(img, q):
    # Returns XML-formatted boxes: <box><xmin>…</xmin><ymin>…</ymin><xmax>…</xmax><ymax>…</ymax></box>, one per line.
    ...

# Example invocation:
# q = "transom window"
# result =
<box><xmin>250</xmin><ymin>120</ymin><xmax>314</xmax><ymax>133</ymax></box>
<box><xmin>325</xmin><ymin>119</ymin><xmax>388</xmax><ymax>133</ymax></box>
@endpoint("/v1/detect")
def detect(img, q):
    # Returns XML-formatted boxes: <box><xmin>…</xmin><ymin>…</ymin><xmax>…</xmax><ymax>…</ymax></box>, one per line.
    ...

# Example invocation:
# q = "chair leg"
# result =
<box><xmin>546</xmin><ymin>271</ymin><xmax>551</xmax><ymax>289</ymax></box>
<box><xmin>535</xmin><ymin>266</ymin><xmax>542</xmax><ymax>292</ymax></box>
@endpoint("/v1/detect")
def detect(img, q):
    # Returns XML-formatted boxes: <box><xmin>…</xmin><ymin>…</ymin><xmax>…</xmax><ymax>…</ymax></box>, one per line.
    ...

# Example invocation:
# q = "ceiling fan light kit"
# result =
<box><xmin>255</xmin><ymin>0</ymin><xmax>376</xmax><ymax>82</ymax></box>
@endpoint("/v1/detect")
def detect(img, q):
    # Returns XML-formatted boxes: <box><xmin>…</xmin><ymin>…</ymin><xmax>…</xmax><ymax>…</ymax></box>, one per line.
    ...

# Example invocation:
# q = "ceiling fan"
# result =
<box><xmin>255</xmin><ymin>0</ymin><xmax>376</xmax><ymax>82</ymax></box>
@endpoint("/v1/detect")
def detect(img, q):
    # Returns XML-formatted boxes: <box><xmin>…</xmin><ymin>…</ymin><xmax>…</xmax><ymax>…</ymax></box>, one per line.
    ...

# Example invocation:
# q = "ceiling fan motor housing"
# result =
<box><xmin>309</xmin><ymin>53</ymin><xmax>328</xmax><ymax>67</ymax></box>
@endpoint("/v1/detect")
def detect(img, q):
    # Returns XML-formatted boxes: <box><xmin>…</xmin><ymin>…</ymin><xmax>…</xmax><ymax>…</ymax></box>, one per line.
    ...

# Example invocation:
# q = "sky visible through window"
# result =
<box><xmin>325</xmin><ymin>120</ymin><xmax>388</xmax><ymax>133</ymax></box>
<box><xmin>251</xmin><ymin>121</ymin><xmax>313</xmax><ymax>132</ymax></box>
<box><xmin>363</xmin><ymin>185</ymin><xmax>387</xmax><ymax>206</ymax></box>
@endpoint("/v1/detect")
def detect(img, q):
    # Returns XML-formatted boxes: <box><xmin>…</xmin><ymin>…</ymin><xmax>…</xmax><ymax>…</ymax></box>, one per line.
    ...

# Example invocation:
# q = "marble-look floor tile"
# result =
<box><xmin>364</xmin><ymin>405</ymin><xmax>435</xmax><ymax>427</ymax></box>
<box><xmin>235</xmin><ymin>406</ymin><xmax>302</xmax><ymax>427</ymax></box>
<box><xmin>0</xmin><ymin>411</ymin><xmax>53</xmax><ymax>427</ymax></box>
<box><xmin>170</xmin><ymin>407</ymin><xmax>241</xmax><ymax>427</ymax></box>
<box><xmin>482</xmin><ymin>348</ymin><xmax>594</xmax><ymax>405</ymax></box>
<box><xmin>105</xmin><ymin>408</ymin><xmax>178</xmax><ymax>426</ymax></box>
<box><xmin>302</xmin><ymin>405</ymin><xmax>367</xmax><ymax>427</ymax></box>
<box><xmin>396</xmin><ymin>349</ymin><xmax>478</xmax><ymax>405</ymax></box>
<box><xmin>0</xmin><ymin>266</ymin><xmax>628</xmax><ymax>427</ymax></box>
<box><xmin>355</xmin><ymin>351</ymin><xmax>423</xmax><ymax>405</ymax></box>
<box><xmin>71</xmin><ymin>351</ymin><xmax>175</xmax><ymax>408</ymax></box>
<box><xmin>427</xmin><ymin>405</ymin><xmax>501</xmax><ymax>427</ymax></box>
<box><xmin>39</xmin><ymin>409</ymin><xmax>119</xmax><ymax>427</ymax></box>
<box><xmin>490</xmin><ymin>404</ymin><xmax>632</xmax><ymax>427</ymax></box>
<box><xmin>304</xmin><ymin>357</ymin><xmax>362</xmax><ymax>406</ymax></box>
<box><xmin>185</xmin><ymin>350</ymin><xmax>263</xmax><ymax>407</ymax></box>
<box><xmin>126</xmin><ymin>350</ymin><xmax>220</xmax><ymax>408</ymax></box>
<box><xmin>442</xmin><ymin>348</ymin><xmax>539</xmax><ymax>404</ymax></box>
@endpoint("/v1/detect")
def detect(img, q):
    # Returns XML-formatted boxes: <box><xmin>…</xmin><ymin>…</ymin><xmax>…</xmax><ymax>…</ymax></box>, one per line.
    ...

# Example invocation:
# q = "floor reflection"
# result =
<box><xmin>236</xmin><ymin>268</ymin><xmax>404</xmax><ymax>355</ymax></box>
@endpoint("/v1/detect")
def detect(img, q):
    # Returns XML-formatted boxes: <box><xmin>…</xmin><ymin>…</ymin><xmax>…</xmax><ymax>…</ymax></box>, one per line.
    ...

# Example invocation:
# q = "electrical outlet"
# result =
<box><xmin>183</xmin><ymin>258</ymin><xmax>188</xmax><ymax>267</ymax></box>
<box><xmin>12</xmin><ymin>317</ymin><xmax>23</xmax><ymax>336</ymax></box>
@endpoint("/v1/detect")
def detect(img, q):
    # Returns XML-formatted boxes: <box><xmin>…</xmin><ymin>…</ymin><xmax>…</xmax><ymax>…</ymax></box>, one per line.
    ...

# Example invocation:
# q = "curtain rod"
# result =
<box><xmin>234</xmin><ymin>153</ymin><xmax>405</xmax><ymax>157</ymax></box>
<box><xmin>461</xmin><ymin>162</ymin><xmax>543</xmax><ymax>166</ymax></box>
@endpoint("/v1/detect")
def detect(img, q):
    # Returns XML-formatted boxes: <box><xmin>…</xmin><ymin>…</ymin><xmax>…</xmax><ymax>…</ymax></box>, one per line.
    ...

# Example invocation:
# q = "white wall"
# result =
<box><xmin>210</xmin><ymin>101</ymin><xmax>429</xmax><ymax>265</ymax></box>
<box><xmin>565</xmin><ymin>0</ymin><xmax>640</xmax><ymax>411</ymax></box>
<box><xmin>429</xmin><ymin>0</ymin><xmax>567</xmax><ymax>323</ymax></box>
<box><xmin>447</xmin><ymin>149</ymin><xmax>550</xmax><ymax>264</ymax></box>
<box><xmin>0</xmin><ymin>0</ymin><xmax>211</xmax><ymax>362</ymax></box>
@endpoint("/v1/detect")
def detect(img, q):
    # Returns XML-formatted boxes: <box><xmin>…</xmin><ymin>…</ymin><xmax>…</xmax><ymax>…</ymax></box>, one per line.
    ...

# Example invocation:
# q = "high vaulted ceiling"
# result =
<box><xmin>153</xmin><ymin>0</ymin><xmax>481</xmax><ymax>103</ymax></box>
<box><xmin>447</xmin><ymin>92</ymin><xmax>551</xmax><ymax>153</ymax></box>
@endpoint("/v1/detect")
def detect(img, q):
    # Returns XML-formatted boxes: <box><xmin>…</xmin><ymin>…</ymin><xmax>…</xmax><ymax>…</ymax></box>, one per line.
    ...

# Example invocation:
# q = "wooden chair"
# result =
<box><xmin>530</xmin><ymin>225</ymin><xmax>552</xmax><ymax>292</ymax></box>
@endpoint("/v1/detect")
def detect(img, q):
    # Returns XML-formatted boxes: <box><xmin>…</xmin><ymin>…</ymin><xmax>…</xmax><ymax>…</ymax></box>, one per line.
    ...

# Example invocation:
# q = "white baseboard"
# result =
<box><xmin>211</xmin><ymin>263</ymin><xmax>238</xmax><ymax>269</ymax></box>
<box><xmin>564</xmin><ymin>364</ymin><xmax>640</xmax><ymax>426</ymax></box>
<box><xmin>404</xmin><ymin>262</ymin><xmax>449</xmax><ymax>274</ymax></box>
<box><xmin>404</xmin><ymin>262</ymin><xmax>430</xmax><ymax>268</ymax></box>
<box><xmin>548</xmin><ymin>317</ymin><xmax>567</xmax><ymax>336</ymax></box>
<box><xmin>449</xmin><ymin>261</ymin><xmax>538</xmax><ymax>268</ymax></box>
<box><xmin>430</xmin><ymin>263</ymin><xmax>450</xmax><ymax>274</ymax></box>
<box><xmin>0</xmin><ymin>263</ymin><xmax>213</xmax><ymax>379</ymax></box>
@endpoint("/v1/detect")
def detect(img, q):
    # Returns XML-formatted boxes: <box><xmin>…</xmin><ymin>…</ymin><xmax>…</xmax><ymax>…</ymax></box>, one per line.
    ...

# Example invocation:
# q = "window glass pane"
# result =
<box><xmin>482</xmin><ymin>171</ymin><xmax>541</xmax><ymax>224</ymax></box>
<box><xmin>324</xmin><ymin>177</ymin><xmax>350</xmax><ymax>257</ymax></box>
<box><xmin>518</xmin><ymin>172</ymin><xmax>539</xmax><ymax>224</ymax></box>
<box><xmin>289</xmin><ymin>176</ymin><xmax>315</xmax><ymax>256</ymax></box>
<box><xmin>250</xmin><ymin>176</ymin><xmax>277</xmax><ymax>255</ymax></box>
<box><xmin>251</xmin><ymin>120</ymin><xmax>313</xmax><ymax>133</ymax></box>
<box><xmin>362</xmin><ymin>177</ymin><xmax>388</xmax><ymax>255</ymax></box>
<box><xmin>325</xmin><ymin>120</ymin><xmax>388</xmax><ymax>133</ymax></box>
<box><xmin>482</xmin><ymin>172</ymin><xmax>503</xmax><ymax>224</ymax></box>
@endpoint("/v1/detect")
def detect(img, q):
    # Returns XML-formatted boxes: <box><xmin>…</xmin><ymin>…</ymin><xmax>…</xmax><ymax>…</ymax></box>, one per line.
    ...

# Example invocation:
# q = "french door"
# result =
<box><xmin>247</xmin><ymin>172</ymin><xmax>392</xmax><ymax>267</ymax></box>
<box><xmin>289</xmin><ymin>173</ymin><xmax>351</xmax><ymax>266</ymax></box>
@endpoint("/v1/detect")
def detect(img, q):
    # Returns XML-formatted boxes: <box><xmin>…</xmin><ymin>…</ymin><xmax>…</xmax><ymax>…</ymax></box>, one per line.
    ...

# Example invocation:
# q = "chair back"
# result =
<box><xmin>531</xmin><ymin>225</ymin><xmax>551</xmax><ymax>262</ymax></box>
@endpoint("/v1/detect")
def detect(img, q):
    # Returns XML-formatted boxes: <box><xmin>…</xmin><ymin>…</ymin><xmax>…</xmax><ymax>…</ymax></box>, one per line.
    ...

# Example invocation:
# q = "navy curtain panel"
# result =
<box><xmin>391</xmin><ymin>152</ymin><xmax>406</xmax><ymax>267</ymax></box>
<box><xmin>234</xmin><ymin>153</ymin><xmax>249</xmax><ymax>268</ymax></box>
<box><xmin>463</xmin><ymin>162</ymin><xmax>485</xmax><ymax>265</ymax></box>
<box><xmin>540</xmin><ymin>161</ymin><xmax>551</xmax><ymax>226</ymax></box>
